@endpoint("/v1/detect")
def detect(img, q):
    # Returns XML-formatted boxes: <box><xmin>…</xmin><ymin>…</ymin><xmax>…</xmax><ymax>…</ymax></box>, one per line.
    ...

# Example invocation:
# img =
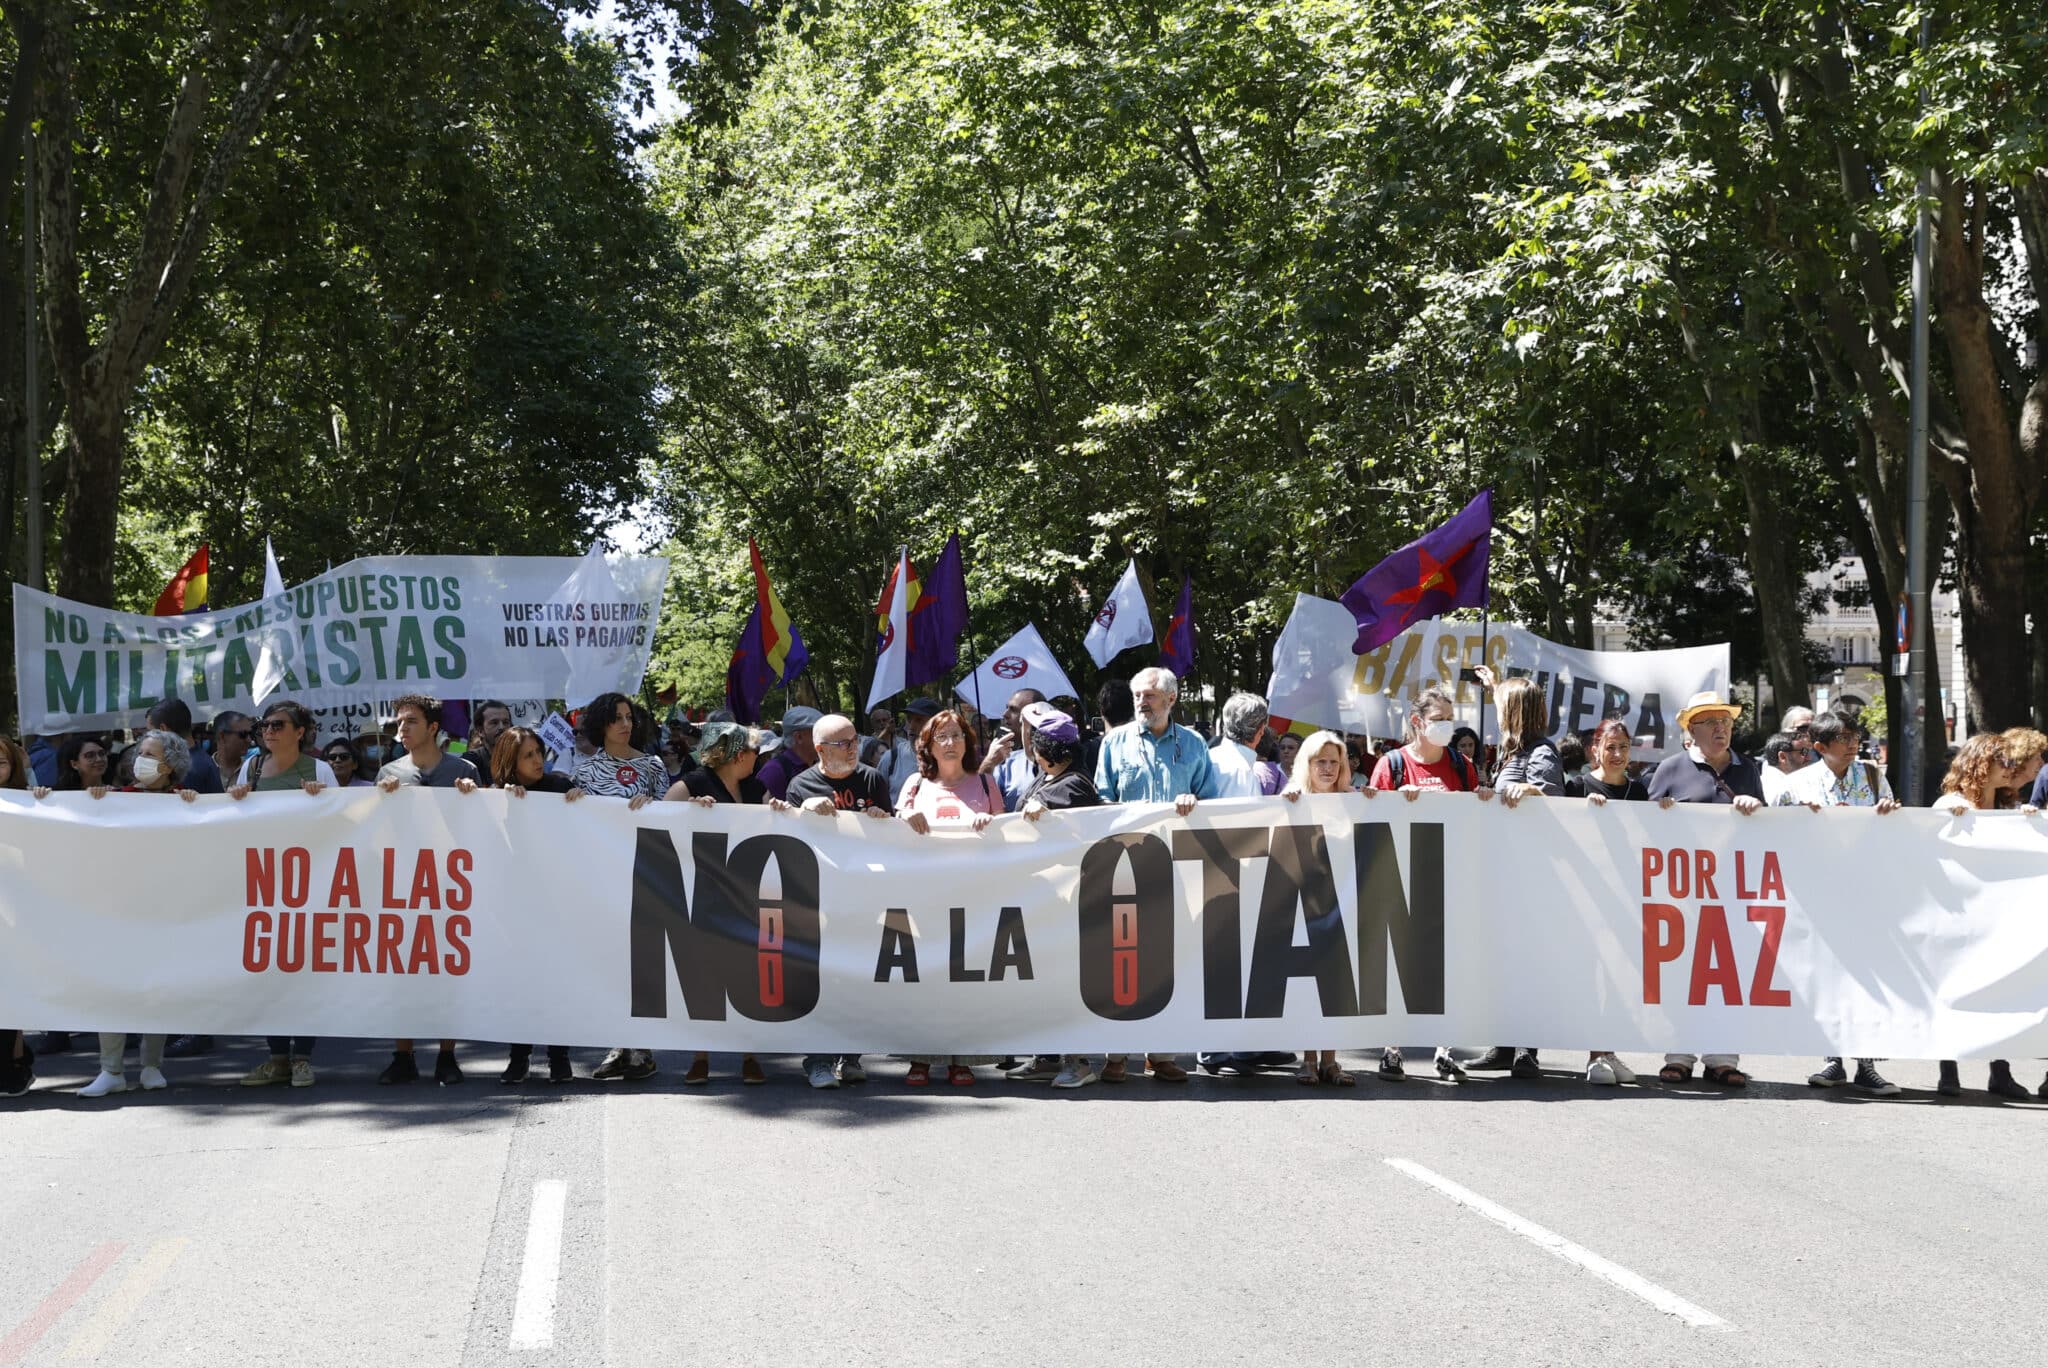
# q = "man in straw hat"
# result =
<box><xmin>1644</xmin><ymin>690</ymin><xmax>1766</xmax><ymax>1088</ymax></box>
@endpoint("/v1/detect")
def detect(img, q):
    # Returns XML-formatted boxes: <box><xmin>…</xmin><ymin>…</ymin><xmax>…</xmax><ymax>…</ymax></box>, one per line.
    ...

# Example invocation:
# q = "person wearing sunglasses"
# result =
<box><xmin>211</xmin><ymin>711</ymin><xmax>256</xmax><ymax>783</ymax></box>
<box><xmin>227</xmin><ymin>700</ymin><xmax>335</xmax><ymax>1090</ymax></box>
<box><xmin>323</xmin><ymin>738</ymin><xmax>376</xmax><ymax>787</ymax></box>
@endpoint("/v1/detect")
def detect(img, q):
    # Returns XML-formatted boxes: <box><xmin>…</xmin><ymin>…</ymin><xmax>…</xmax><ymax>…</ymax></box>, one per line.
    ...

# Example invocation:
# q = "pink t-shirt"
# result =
<box><xmin>898</xmin><ymin>771</ymin><xmax>1006</xmax><ymax>825</ymax></box>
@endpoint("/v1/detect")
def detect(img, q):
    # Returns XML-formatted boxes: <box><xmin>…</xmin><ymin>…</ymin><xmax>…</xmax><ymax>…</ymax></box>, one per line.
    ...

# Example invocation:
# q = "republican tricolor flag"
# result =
<box><xmin>725</xmin><ymin>538</ymin><xmax>809</xmax><ymax>724</ymax></box>
<box><xmin>153</xmin><ymin>544</ymin><xmax>210</xmax><ymax>616</ymax></box>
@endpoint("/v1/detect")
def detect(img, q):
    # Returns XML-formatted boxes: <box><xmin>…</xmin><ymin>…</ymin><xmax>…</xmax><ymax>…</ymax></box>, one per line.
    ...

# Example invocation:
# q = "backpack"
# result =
<box><xmin>1385</xmin><ymin>744</ymin><xmax>1475</xmax><ymax>792</ymax></box>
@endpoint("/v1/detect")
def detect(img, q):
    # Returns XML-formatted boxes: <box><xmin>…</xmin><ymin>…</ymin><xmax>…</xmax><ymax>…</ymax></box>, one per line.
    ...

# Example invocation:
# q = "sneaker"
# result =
<box><xmin>289</xmin><ymin>1058</ymin><xmax>315</xmax><ymax>1088</ymax></box>
<box><xmin>1099</xmin><ymin>1058</ymin><xmax>1128</xmax><ymax>1084</ymax></box>
<box><xmin>1937</xmin><ymin>1061</ymin><xmax>1962</xmax><ymax>1097</ymax></box>
<box><xmin>241</xmin><ymin>1057</ymin><xmax>292</xmax><ymax>1087</ymax></box>
<box><xmin>1466</xmin><ymin>1046</ymin><xmax>1515</xmax><ymax>1071</ymax></box>
<box><xmin>1149</xmin><ymin>1059</ymin><xmax>1189</xmax><ymax>1083</ymax></box>
<box><xmin>547</xmin><ymin>1050</ymin><xmax>573</xmax><ymax>1084</ymax></box>
<box><xmin>434</xmin><ymin>1050</ymin><xmax>464</xmax><ymax>1086</ymax></box>
<box><xmin>163</xmin><ymin>1034</ymin><xmax>214</xmax><ymax>1058</ymax></box>
<box><xmin>1852</xmin><ymin>1060</ymin><xmax>1901</xmax><ymax>1096</ymax></box>
<box><xmin>1006</xmin><ymin>1056</ymin><xmax>1062</xmax><ymax>1082</ymax></box>
<box><xmin>621</xmin><ymin>1049</ymin><xmax>658</xmax><ymax>1082</ymax></box>
<box><xmin>1378</xmin><ymin>1047</ymin><xmax>1405</xmax><ymax>1080</ymax></box>
<box><xmin>1197</xmin><ymin>1053</ymin><xmax>1228</xmax><ymax>1075</ymax></box>
<box><xmin>500</xmin><ymin>1052</ymin><xmax>531</xmax><ymax>1085</ymax></box>
<box><xmin>592</xmin><ymin>1048</ymin><xmax>633</xmax><ymax>1080</ymax></box>
<box><xmin>1587</xmin><ymin>1057</ymin><xmax>1617</xmax><ymax>1086</ymax></box>
<box><xmin>378</xmin><ymin>1051</ymin><xmax>420</xmax><ymax>1085</ymax></box>
<box><xmin>808</xmin><ymin>1063</ymin><xmax>841</xmax><ymax>1089</ymax></box>
<box><xmin>77</xmin><ymin>1070</ymin><xmax>128</xmax><ymax>1097</ymax></box>
<box><xmin>838</xmin><ymin>1058</ymin><xmax>866</xmax><ymax>1084</ymax></box>
<box><xmin>138</xmin><ymin>1066</ymin><xmax>169</xmax><ymax>1091</ymax></box>
<box><xmin>1</xmin><ymin>1066</ymin><xmax>32</xmax><ymax>1098</ymax></box>
<box><xmin>740</xmin><ymin>1056</ymin><xmax>767</xmax><ymax>1085</ymax></box>
<box><xmin>1808</xmin><ymin>1057</ymin><xmax>1850</xmax><ymax>1088</ymax></box>
<box><xmin>1510</xmin><ymin>1048</ymin><xmax>1542</xmax><ymax>1079</ymax></box>
<box><xmin>1433</xmin><ymin>1047</ymin><xmax>1467</xmax><ymax>1081</ymax></box>
<box><xmin>1595</xmin><ymin>1053</ymin><xmax>1636</xmax><ymax>1084</ymax></box>
<box><xmin>1052</xmin><ymin>1059</ymin><xmax>1098</xmax><ymax>1089</ymax></box>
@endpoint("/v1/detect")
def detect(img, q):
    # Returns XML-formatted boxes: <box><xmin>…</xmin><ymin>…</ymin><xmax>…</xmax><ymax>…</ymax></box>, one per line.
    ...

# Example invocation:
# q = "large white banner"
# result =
<box><xmin>12</xmin><ymin>554</ymin><xmax>668</xmax><ymax>732</ymax></box>
<box><xmin>2</xmin><ymin>789</ymin><xmax>2044</xmax><ymax>1060</ymax></box>
<box><xmin>1266</xmin><ymin>593</ymin><xmax>1729</xmax><ymax>756</ymax></box>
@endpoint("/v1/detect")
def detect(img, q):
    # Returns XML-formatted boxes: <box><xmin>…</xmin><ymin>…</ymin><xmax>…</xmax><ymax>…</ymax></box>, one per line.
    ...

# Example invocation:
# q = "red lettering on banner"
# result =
<box><xmin>328</xmin><ymin>848</ymin><xmax>361</xmax><ymax>908</ymax></box>
<box><xmin>243</xmin><ymin>911</ymin><xmax>272</xmax><ymax>972</ymax></box>
<box><xmin>1640</xmin><ymin>848</ymin><xmax>1662</xmax><ymax>898</ymax></box>
<box><xmin>1686</xmin><ymin>905</ymin><xmax>1741</xmax><ymax>1006</ymax></box>
<box><xmin>1736</xmin><ymin>851</ymin><xmax>1758</xmax><ymax>900</ymax></box>
<box><xmin>312</xmin><ymin>912</ymin><xmax>338</xmax><ymax>972</ymax></box>
<box><xmin>1642</xmin><ymin>904</ymin><xmax>1683</xmax><ymax>1003</ymax></box>
<box><xmin>1746</xmin><ymin>906</ymin><xmax>1790</xmax><ymax>1006</ymax></box>
<box><xmin>280</xmin><ymin>848</ymin><xmax>310</xmax><ymax>908</ymax></box>
<box><xmin>1756</xmin><ymin>852</ymin><xmax>1784</xmax><ymax>901</ymax></box>
<box><xmin>408</xmin><ymin>851</ymin><xmax>441</xmax><ymax>910</ymax></box>
<box><xmin>247</xmin><ymin>848</ymin><xmax>275</xmax><ymax>906</ymax></box>
<box><xmin>381</xmin><ymin>849</ymin><xmax>405</xmax><ymax>909</ymax></box>
<box><xmin>759</xmin><ymin>953</ymin><xmax>784</xmax><ymax>1007</ymax></box>
<box><xmin>342</xmin><ymin>912</ymin><xmax>372</xmax><ymax>972</ymax></box>
<box><xmin>407</xmin><ymin>917</ymin><xmax>441</xmax><ymax>975</ymax></box>
<box><xmin>445</xmin><ymin>850</ymin><xmax>473</xmax><ymax>912</ymax></box>
<box><xmin>375</xmin><ymin>914</ymin><xmax>405</xmax><ymax>972</ymax></box>
<box><xmin>276</xmin><ymin>912</ymin><xmax>307</xmax><ymax>972</ymax></box>
<box><xmin>1693</xmin><ymin>851</ymin><xmax>1718</xmax><ymax>900</ymax></box>
<box><xmin>444</xmin><ymin>916</ymin><xmax>471</xmax><ymax>975</ymax></box>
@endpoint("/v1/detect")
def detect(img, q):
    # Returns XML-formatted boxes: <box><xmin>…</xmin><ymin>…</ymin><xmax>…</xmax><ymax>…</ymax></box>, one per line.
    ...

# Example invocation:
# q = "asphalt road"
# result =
<box><xmin>3</xmin><ymin>1041</ymin><xmax>2044</xmax><ymax>1367</ymax></box>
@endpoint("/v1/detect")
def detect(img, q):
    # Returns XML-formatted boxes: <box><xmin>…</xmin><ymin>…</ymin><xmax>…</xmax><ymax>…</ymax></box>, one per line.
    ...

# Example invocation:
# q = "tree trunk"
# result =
<box><xmin>55</xmin><ymin>399</ymin><xmax>125</xmax><ymax>604</ymax></box>
<box><xmin>1736</xmin><ymin>459</ymin><xmax>1812</xmax><ymax>715</ymax></box>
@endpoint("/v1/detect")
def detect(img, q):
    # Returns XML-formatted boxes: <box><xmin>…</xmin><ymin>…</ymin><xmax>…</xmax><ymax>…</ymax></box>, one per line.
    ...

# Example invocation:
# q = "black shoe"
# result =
<box><xmin>1197</xmin><ymin>1053</ymin><xmax>1228</xmax><ymax>1075</ymax></box>
<box><xmin>1</xmin><ymin>1044</ymin><xmax>33</xmax><ymax>1097</ymax></box>
<box><xmin>1433</xmin><ymin>1047</ymin><xmax>1467</xmax><ymax>1080</ymax></box>
<box><xmin>34</xmin><ymin>1031</ymin><xmax>72</xmax><ymax>1053</ymax></box>
<box><xmin>378</xmin><ymin>1051</ymin><xmax>420</xmax><ymax>1085</ymax></box>
<box><xmin>995</xmin><ymin>1057</ymin><xmax>1021</xmax><ymax>1072</ymax></box>
<box><xmin>163</xmin><ymin>1034</ymin><xmax>215</xmax><ymax>1058</ymax></box>
<box><xmin>1937</xmin><ymin>1060</ymin><xmax>1962</xmax><ymax>1097</ymax></box>
<box><xmin>1808</xmin><ymin>1057</ymin><xmax>1849</xmax><ymax>1088</ymax></box>
<box><xmin>1378</xmin><ymin>1048</ymin><xmax>1405</xmax><ymax>1080</ymax></box>
<box><xmin>1466</xmin><ymin>1047</ymin><xmax>1515</xmax><ymax>1071</ymax></box>
<box><xmin>500</xmin><ymin>1048</ymin><xmax>531</xmax><ymax>1085</ymax></box>
<box><xmin>434</xmin><ymin>1050</ymin><xmax>464</xmax><ymax>1086</ymax></box>
<box><xmin>1851</xmin><ymin>1060</ymin><xmax>1901</xmax><ymax>1096</ymax></box>
<box><xmin>1252</xmin><ymin>1052</ymin><xmax>1298</xmax><ymax>1068</ymax></box>
<box><xmin>621</xmin><ymin>1050</ymin><xmax>658</xmax><ymax>1082</ymax></box>
<box><xmin>547</xmin><ymin>1048</ymin><xmax>573</xmax><ymax>1084</ymax></box>
<box><xmin>2039</xmin><ymin>1073</ymin><xmax>2048</xmax><ymax>1101</ymax></box>
<box><xmin>1987</xmin><ymin>1062</ymin><xmax>2028</xmax><ymax>1100</ymax></box>
<box><xmin>1510</xmin><ymin>1048</ymin><xmax>1542</xmax><ymax>1079</ymax></box>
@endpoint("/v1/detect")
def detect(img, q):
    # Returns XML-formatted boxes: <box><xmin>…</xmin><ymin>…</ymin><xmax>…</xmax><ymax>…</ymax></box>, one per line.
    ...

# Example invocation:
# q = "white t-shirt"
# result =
<box><xmin>1208</xmin><ymin>739</ymin><xmax>1264</xmax><ymax>799</ymax></box>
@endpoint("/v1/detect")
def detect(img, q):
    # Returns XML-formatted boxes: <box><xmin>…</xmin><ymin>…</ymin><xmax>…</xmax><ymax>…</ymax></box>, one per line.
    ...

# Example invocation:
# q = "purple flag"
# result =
<box><xmin>1339</xmin><ymin>490</ymin><xmax>1493</xmax><ymax>654</ymax></box>
<box><xmin>907</xmin><ymin>532</ymin><xmax>969</xmax><ymax>687</ymax></box>
<box><xmin>725</xmin><ymin>605</ymin><xmax>778</xmax><ymax>724</ymax></box>
<box><xmin>1158</xmin><ymin>574</ymin><xmax>1196</xmax><ymax>678</ymax></box>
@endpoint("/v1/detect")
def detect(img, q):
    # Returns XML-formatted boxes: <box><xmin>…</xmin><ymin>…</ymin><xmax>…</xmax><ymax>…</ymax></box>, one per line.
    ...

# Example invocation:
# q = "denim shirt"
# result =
<box><xmin>1093</xmin><ymin>722</ymin><xmax>1219</xmax><ymax>803</ymax></box>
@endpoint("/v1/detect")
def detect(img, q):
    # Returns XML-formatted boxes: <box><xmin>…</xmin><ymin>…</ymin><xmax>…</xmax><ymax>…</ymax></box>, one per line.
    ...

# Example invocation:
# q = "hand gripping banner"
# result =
<box><xmin>2</xmin><ymin>790</ymin><xmax>2045</xmax><ymax>1060</ymax></box>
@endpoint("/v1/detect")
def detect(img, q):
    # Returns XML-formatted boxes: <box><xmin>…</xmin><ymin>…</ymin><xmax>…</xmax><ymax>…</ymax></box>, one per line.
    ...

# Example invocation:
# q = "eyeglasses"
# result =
<box><xmin>817</xmin><ymin>738</ymin><xmax>859</xmax><ymax>751</ymax></box>
<box><xmin>931</xmin><ymin>731</ymin><xmax>965</xmax><ymax>744</ymax></box>
<box><xmin>221</xmin><ymin>729</ymin><xmax>253</xmax><ymax>740</ymax></box>
<box><xmin>261</xmin><ymin>719</ymin><xmax>295</xmax><ymax>733</ymax></box>
<box><xmin>79</xmin><ymin>749</ymin><xmax>107</xmax><ymax>761</ymax></box>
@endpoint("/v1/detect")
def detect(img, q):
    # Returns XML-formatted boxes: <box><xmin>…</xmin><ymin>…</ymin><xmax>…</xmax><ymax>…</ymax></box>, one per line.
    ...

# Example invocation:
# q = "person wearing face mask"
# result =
<box><xmin>1368</xmin><ymin>686</ymin><xmax>1495</xmax><ymax>1080</ymax></box>
<box><xmin>74</xmin><ymin>730</ymin><xmax>201</xmax><ymax>1097</ymax></box>
<box><xmin>1646</xmin><ymin>691</ymin><xmax>1765</xmax><ymax>1088</ymax></box>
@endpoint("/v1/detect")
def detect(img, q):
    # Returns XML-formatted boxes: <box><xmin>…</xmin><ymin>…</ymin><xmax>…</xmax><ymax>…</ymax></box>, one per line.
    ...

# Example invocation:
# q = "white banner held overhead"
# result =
<box><xmin>13</xmin><ymin>554</ymin><xmax>668</xmax><ymax>732</ymax></box>
<box><xmin>1266</xmin><ymin>593</ymin><xmax>1728</xmax><ymax>756</ymax></box>
<box><xmin>957</xmin><ymin>623</ymin><xmax>1079</xmax><ymax>713</ymax></box>
<box><xmin>2</xmin><ymin>789</ymin><xmax>2045</xmax><ymax>1060</ymax></box>
<box><xmin>1084</xmin><ymin>560</ymin><xmax>1154</xmax><ymax>668</ymax></box>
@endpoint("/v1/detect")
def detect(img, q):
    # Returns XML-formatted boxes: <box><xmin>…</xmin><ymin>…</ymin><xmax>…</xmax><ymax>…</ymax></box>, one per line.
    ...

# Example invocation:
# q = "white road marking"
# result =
<box><xmin>1384</xmin><ymin>1158</ymin><xmax>1732</xmax><ymax>1331</ymax></box>
<box><xmin>509</xmin><ymin>1180</ymin><xmax>569</xmax><ymax>1350</ymax></box>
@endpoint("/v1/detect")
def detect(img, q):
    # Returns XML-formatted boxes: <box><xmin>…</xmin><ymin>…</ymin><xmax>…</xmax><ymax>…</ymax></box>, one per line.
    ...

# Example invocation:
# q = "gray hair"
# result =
<box><xmin>1131</xmin><ymin>667</ymin><xmax>1179</xmax><ymax>699</ymax></box>
<box><xmin>145</xmin><ymin>729</ymin><xmax>193</xmax><ymax>783</ymax></box>
<box><xmin>1220</xmin><ymin>692</ymin><xmax>1269</xmax><ymax>744</ymax></box>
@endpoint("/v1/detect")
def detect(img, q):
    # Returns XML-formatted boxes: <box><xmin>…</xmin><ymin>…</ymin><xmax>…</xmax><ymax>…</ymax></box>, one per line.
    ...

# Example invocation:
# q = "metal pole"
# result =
<box><xmin>23</xmin><ymin>126</ymin><xmax>41</xmax><ymax>592</ymax></box>
<box><xmin>1903</xmin><ymin>14</ymin><xmax>1932</xmax><ymax>806</ymax></box>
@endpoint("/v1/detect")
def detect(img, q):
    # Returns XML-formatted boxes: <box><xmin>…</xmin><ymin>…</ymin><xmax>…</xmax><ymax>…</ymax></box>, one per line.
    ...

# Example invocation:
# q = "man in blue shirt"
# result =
<box><xmin>1091</xmin><ymin>667</ymin><xmax>1215</xmax><ymax>1084</ymax></box>
<box><xmin>1094</xmin><ymin>667</ymin><xmax>1217</xmax><ymax>810</ymax></box>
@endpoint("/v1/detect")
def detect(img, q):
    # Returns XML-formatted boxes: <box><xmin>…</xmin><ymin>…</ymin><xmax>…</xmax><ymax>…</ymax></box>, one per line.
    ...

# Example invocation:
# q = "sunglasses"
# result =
<box><xmin>221</xmin><ymin>729</ymin><xmax>253</xmax><ymax>740</ymax></box>
<box><xmin>261</xmin><ymin>719</ymin><xmax>297</xmax><ymax>733</ymax></box>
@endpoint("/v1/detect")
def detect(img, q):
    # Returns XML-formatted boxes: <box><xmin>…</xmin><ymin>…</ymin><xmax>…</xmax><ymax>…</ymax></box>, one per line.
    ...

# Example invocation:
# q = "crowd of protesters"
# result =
<box><xmin>3</xmin><ymin>667</ymin><xmax>2043</xmax><ymax>1104</ymax></box>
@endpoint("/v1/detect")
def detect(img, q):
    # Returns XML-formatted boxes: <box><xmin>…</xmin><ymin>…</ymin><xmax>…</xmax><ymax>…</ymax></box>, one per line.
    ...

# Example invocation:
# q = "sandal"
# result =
<box><xmin>1657</xmin><ymin>1063</ymin><xmax>1692</xmax><ymax>1083</ymax></box>
<box><xmin>905</xmin><ymin>1061</ymin><xmax>930</xmax><ymax>1086</ymax></box>
<box><xmin>1702</xmin><ymin>1064</ymin><xmax>1748</xmax><ymax>1087</ymax></box>
<box><xmin>1295</xmin><ymin>1064</ymin><xmax>1318</xmax><ymax>1085</ymax></box>
<box><xmin>947</xmin><ymin>1064</ymin><xmax>975</xmax><ymax>1087</ymax></box>
<box><xmin>1318</xmin><ymin>1062</ymin><xmax>1355</xmax><ymax>1087</ymax></box>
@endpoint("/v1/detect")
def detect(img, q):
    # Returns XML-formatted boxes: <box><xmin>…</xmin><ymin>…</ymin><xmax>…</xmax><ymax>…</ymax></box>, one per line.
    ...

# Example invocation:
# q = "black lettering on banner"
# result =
<box><xmin>1078</xmin><ymin>833</ymin><xmax>1174</xmax><ymax>1020</ymax></box>
<box><xmin>1354</xmin><ymin>822</ymin><xmax>1446</xmax><ymax>1015</ymax></box>
<box><xmin>1169</xmin><ymin>826</ymin><xmax>1270</xmax><ymax>1020</ymax></box>
<box><xmin>629</xmin><ymin>829</ymin><xmax>822</xmax><ymax>1021</ymax></box>
<box><xmin>1244</xmin><ymin>824</ymin><xmax>1359</xmax><ymax>1018</ymax></box>
<box><xmin>875</xmin><ymin>908</ymin><xmax>920</xmax><ymax>982</ymax></box>
<box><xmin>948</xmin><ymin>908</ymin><xmax>984</xmax><ymax>982</ymax></box>
<box><xmin>989</xmin><ymin>907</ymin><xmax>1032</xmax><ymax>980</ymax></box>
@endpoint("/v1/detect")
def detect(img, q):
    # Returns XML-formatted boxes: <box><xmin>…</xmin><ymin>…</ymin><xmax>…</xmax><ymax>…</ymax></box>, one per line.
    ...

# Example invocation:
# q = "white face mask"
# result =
<box><xmin>133</xmin><ymin>755</ymin><xmax>165</xmax><ymax>785</ymax></box>
<box><xmin>1421</xmin><ymin>719</ymin><xmax>1457</xmax><ymax>748</ymax></box>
